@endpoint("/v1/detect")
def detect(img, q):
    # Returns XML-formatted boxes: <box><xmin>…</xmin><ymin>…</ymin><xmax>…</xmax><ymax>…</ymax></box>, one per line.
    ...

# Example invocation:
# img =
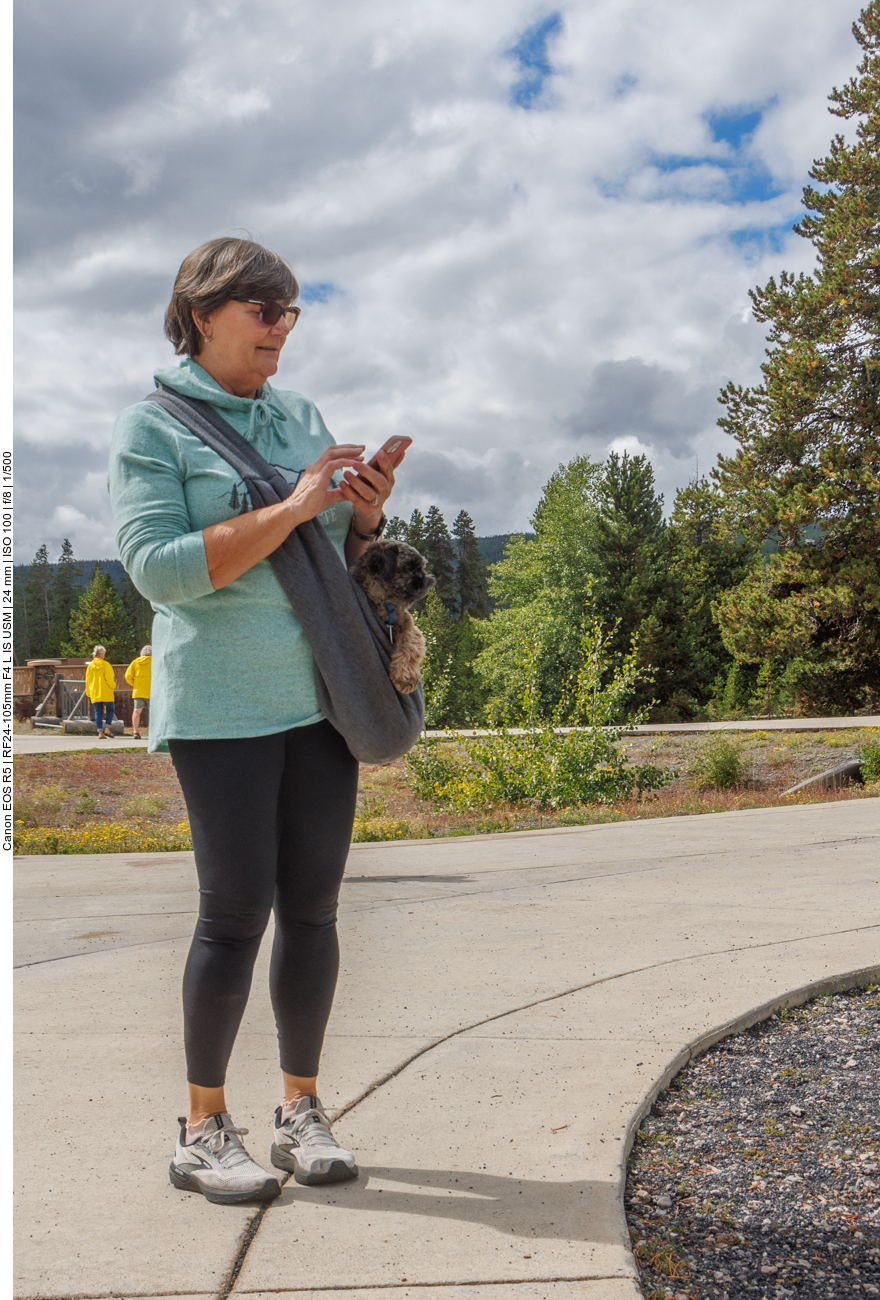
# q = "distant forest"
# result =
<box><xmin>12</xmin><ymin>522</ymin><xmax>518</xmax><ymax>666</ymax></box>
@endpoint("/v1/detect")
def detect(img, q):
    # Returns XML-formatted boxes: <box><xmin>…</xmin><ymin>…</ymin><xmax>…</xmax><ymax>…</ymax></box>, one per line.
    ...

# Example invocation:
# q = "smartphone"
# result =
<box><xmin>352</xmin><ymin>436</ymin><xmax>412</xmax><ymax>485</ymax></box>
<box><xmin>366</xmin><ymin>436</ymin><xmax>412</xmax><ymax>470</ymax></box>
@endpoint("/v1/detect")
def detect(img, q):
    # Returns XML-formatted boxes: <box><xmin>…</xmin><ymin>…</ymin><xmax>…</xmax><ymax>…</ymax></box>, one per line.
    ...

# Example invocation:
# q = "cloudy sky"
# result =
<box><xmin>14</xmin><ymin>0</ymin><xmax>862</xmax><ymax>562</ymax></box>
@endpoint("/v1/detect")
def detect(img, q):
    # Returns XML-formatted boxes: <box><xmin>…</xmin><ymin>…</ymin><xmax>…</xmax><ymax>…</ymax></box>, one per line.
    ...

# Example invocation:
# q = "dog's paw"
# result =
<box><xmin>390</xmin><ymin>661</ymin><xmax>422</xmax><ymax>695</ymax></box>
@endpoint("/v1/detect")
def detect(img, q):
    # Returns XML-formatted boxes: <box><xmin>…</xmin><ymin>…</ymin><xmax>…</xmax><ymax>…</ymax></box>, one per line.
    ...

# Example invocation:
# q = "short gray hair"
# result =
<box><xmin>93</xmin><ymin>645</ymin><xmax>106</xmax><ymax>657</ymax></box>
<box><xmin>141</xmin><ymin>645</ymin><xmax>152</xmax><ymax>656</ymax></box>
<box><xmin>164</xmin><ymin>237</ymin><xmax>299</xmax><ymax>358</ymax></box>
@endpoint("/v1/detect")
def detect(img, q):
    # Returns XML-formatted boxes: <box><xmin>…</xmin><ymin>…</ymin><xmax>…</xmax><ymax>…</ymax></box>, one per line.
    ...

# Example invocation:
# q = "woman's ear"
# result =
<box><xmin>191</xmin><ymin>308</ymin><xmax>211</xmax><ymax>349</ymax></box>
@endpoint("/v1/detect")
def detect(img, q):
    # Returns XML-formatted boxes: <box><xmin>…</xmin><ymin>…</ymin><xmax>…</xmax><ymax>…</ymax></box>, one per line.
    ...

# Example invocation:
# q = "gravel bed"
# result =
<box><xmin>625</xmin><ymin>985</ymin><xmax>880</xmax><ymax>1299</ymax></box>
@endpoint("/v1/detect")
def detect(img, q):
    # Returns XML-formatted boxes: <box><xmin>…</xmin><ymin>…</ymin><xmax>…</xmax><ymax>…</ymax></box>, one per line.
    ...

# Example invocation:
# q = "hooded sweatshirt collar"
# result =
<box><xmin>153</xmin><ymin>357</ymin><xmax>292</xmax><ymax>447</ymax></box>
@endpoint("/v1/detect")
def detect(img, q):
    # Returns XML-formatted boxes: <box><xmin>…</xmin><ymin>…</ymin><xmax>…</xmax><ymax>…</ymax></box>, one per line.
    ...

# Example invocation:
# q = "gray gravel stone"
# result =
<box><xmin>625</xmin><ymin>985</ymin><xmax>880</xmax><ymax>1298</ymax></box>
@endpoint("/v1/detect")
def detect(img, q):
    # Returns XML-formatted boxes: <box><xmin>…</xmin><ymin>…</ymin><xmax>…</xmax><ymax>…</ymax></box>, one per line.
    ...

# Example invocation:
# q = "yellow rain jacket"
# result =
<box><xmin>125</xmin><ymin>655</ymin><xmax>152</xmax><ymax>699</ymax></box>
<box><xmin>85</xmin><ymin>656</ymin><xmax>117</xmax><ymax>703</ymax></box>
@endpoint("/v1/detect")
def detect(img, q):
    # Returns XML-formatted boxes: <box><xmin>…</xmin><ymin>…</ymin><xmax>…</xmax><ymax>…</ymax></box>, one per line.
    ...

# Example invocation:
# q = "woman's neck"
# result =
<box><xmin>192</xmin><ymin>357</ymin><xmax>258</xmax><ymax>400</ymax></box>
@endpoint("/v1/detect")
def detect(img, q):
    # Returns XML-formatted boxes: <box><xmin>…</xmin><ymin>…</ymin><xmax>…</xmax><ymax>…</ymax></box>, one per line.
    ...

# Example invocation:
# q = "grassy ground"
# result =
<box><xmin>12</xmin><ymin>728</ymin><xmax>879</xmax><ymax>853</ymax></box>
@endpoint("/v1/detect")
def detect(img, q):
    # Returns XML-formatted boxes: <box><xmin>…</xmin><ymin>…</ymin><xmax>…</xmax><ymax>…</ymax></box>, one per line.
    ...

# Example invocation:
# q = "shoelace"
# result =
<box><xmin>202</xmin><ymin>1123</ymin><xmax>253</xmax><ymax>1167</ymax></box>
<box><xmin>288</xmin><ymin>1108</ymin><xmax>337</xmax><ymax>1148</ymax></box>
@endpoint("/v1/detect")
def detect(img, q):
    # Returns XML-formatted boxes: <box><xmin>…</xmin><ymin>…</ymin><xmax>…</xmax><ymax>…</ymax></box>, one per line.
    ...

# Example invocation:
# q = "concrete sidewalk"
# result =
<box><xmin>14</xmin><ymin>800</ymin><xmax>880</xmax><ymax>1299</ymax></box>
<box><xmin>13</xmin><ymin>713</ymin><xmax>880</xmax><ymax>755</ymax></box>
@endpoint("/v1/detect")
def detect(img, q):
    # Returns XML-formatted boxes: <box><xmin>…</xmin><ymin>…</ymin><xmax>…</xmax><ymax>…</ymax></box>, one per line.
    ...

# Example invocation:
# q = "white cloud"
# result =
<box><xmin>13</xmin><ymin>0</ymin><xmax>860</xmax><ymax>560</ymax></box>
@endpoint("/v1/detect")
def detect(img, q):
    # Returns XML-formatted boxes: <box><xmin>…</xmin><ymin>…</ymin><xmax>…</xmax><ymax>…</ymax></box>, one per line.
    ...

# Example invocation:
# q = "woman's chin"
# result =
<box><xmin>254</xmin><ymin>351</ymin><xmax>280</xmax><ymax>379</ymax></box>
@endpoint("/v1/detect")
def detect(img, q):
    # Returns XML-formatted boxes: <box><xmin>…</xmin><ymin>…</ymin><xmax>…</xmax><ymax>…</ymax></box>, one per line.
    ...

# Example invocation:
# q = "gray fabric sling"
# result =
<box><xmin>144</xmin><ymin>388</ymin><xmax>424</xmax><ymax>764</ymax></box>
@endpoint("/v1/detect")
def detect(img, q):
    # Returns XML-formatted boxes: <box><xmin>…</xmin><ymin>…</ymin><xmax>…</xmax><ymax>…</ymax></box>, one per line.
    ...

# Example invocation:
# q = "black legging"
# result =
<box><xmin>169</xmin><ymin>721</ymin><xmax>359</xmax><ymax>1087</ymax></box>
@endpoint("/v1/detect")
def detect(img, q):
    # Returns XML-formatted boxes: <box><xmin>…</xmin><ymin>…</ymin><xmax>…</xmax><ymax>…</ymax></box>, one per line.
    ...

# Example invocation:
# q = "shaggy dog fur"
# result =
<box><xmin>351</xmin><ymin>540</ymin><xmax>435</xmax><ymax>694</ymax></box>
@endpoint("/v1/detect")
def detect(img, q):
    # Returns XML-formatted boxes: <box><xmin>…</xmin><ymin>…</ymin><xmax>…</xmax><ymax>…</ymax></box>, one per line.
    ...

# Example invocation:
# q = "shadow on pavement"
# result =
<box><xmin>278</xmin><ymin>1165</ymin><xmax>616</xmax><ymax>1242</ymax></box>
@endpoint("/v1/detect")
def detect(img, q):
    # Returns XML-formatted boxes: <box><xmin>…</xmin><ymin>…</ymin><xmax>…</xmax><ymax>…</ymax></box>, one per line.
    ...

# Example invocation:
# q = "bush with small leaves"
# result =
<box><xmin>692</xmin><ymin>736</ymin><xmax>747</xmax><ymax>789</ymax></box>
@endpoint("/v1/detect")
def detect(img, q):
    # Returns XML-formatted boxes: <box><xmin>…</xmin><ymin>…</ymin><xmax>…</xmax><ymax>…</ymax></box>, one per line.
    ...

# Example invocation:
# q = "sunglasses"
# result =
<box><xmin>234</xmin><ymin>298</ymin><xmax>302</xmax><ymax>328</ymax></box>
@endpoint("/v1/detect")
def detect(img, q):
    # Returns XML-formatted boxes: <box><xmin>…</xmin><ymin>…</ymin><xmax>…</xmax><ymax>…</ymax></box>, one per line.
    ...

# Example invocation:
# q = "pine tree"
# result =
<box><xmin>48</xmin><ymin>539</ymin><xmax>83</xmax><ymax>655</ymax></box>
<box><xmin>384</xmin><ymin>516</ymin><xmax>408</xmax><ymax>541</ymax></box>
<box><xmin>23</xmin><ymin>545</ymin><xmax>53</xmax><ymax>658</ymax></box>
<box><xmin>422</xmin><ymin>506</ymin><xmax>457</xmax><ymax>611</ymax></box>
<box><xmin>414</xmin><ymin>589</ymin><xmax>489</xmax><ymax>726</ymax></box>
<box><xmin>714</xmin><ymin>1</ymin><xmax>880</xmax><ymax>711</ymax></box>
<box><xmin>120</xmin><ymin>569</ymin><xmax>154</xmax><ymax>652</ymax></box>
<box><xmin>452</xmin><ymin>510</ymin><xmax>489</xmax><ymax>620</ymax></box>
<box><xmin>406</xmin><ymin>509</ymin><xmax>427</xmax><ymax>552</ymax></box>
<box><xmin>668</xmin><ymin>478</ymin><xmax>752</xmax><ymax>707</ymax></box>
<box><xmin>591</xmin><ymin>452</ymin><xmax>680</xmax><ymax>711</ymax></box>
<box><xmin>64</xmin><ymin>564</ymin><xmax>134</xmax><ymax>663</ymax></box>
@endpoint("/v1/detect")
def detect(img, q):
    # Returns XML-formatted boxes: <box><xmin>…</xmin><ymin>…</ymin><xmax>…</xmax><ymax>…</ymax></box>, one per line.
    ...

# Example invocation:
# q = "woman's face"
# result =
<box><xmin>192</xmin><ymin>299</ymin><xmax>292</xmax><ymax>397</ymax></box>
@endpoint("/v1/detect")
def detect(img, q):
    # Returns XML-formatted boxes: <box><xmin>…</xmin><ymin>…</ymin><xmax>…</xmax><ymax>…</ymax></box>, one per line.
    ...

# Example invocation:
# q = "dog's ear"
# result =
<box><xmin>363</xmin><ymin>544</ymin><xmax>388</xmax><ymax>575</ymax></box>
<box><xmin>382</xmin><ymin>547</ymin><xmax>399</xmax><ymax>582</ymax></box>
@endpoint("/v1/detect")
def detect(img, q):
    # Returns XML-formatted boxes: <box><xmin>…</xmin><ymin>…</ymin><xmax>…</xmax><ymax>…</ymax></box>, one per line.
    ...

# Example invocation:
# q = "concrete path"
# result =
<box><xmin>14</xmin><ymin>800</ymin><xmax>880</xmax><ymax>1300</ymax></box>
<box><xmin>428</xmin><ymin>716</ymin><xmax>880</xmax><ymax>739</ymax></box>
<box><xmin>14</xmin><ymin>732</ymin><xmax>150</xmax><ymax>754</ymax></box>
<box><xmin>13</xmin><ymin>714</ymin><xmax>880</xmax><ymax>755</ymax></box>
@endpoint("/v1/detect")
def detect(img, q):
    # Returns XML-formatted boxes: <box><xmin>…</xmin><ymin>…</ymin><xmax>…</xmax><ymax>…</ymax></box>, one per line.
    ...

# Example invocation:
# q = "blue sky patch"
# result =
<box><xmin>506</xmin><ymin>12</ymin><xmax>563</xmax><ymax>109</ymax></box>
<box><xmin>706</xmin><ymin>107</ymin><xmax>763</xmax><ymax>150</ymax></box>
<box><xmin>648</xmin><ymin>101</ymin><xmax>785</xmax><ymax>204</ymax></box>
<box><xmin>727</xmin><ymin>221</ymin><xmax>798</xmax><ymax>256</ymax></box>
<box><xmin>299</xmin><ymin>282</ymin><xmax>337</xmax><ymax>304</ymax></box>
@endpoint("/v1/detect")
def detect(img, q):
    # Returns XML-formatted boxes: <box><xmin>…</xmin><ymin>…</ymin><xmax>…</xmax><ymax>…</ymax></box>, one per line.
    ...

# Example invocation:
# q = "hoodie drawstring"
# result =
<box><xmin>245</xmin><ymin>396</ymin><xmax>291</xmax><ymax>447</ymax></box>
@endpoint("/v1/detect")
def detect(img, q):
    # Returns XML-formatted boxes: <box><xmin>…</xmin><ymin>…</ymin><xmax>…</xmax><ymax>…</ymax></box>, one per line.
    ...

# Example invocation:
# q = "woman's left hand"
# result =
<box><xmin>340</xmin><ymin>448</ymin><xmax>399</xmax><ymax>533</ymax></box>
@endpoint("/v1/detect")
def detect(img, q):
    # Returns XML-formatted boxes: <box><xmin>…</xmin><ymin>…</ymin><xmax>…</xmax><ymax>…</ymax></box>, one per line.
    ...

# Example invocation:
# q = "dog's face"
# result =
<box><xmin>353</xmin><ymin>539</ymin><xmax>435</xmax><ymax>605</ymax></box>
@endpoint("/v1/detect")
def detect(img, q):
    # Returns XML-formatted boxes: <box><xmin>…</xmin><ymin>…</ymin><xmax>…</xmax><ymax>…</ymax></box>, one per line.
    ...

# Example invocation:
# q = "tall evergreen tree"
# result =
<box><xmin>406</xmin><ymin>508</ymin><xmax>427</xmax><ymax>552</ymax></box>
<box><xmin>64</xmin><ymin>564</ymin><xmax>134</xmax><ymax>663</ymax></box>
<box><xmin>452</xmin><ymin>510</ymin><xmax>489</xmax><ymax>619</ymax></box>
<box><xmin>48</xmin><ymin>539</ymin><xmax>83</xmax><ymax>655</ymax></box>
<box><xmin>422</xmin><ymin>506</ymin><xmax>457</xmax><ymax>611</ymax></box>
<box><xmin>23</xmin><ymin>545</ymin><xmax>53</xmax><ymax>658</ymax></box>
<box><xmin>383</xmin><ymin>516</ymin><xmax>408</xmax><ymax>541</ymax></box>
<box><xmin>668</xmin><ymin>477</ymin><xmax>752</xmax><ymax>706</ymax></box>
<box><xmin>414</xmin><ymin>589</ymin><xmax>489</xmax><ymax>726</ymax></box>
<box><xmin>120</xmin><ymin>569</ymin><xmax>154</xmax><ymax>652</ymax></box>
<box><xmin>590</xmin><ymin>452</ymin><xmax>680</xmax><ymax>711</ymax></box>
<box><xmin>714</xmin><ymin>1</ymin><xmax>880</xmax><ymax>712</ymax></box>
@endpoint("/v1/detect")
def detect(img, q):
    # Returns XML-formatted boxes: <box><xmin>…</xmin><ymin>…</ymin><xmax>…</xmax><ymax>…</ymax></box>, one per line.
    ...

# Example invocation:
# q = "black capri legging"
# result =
<box><xmin>169</xmin><ymin>721</ymin><xmax>359</xmax><ymax>1087</ymax></box>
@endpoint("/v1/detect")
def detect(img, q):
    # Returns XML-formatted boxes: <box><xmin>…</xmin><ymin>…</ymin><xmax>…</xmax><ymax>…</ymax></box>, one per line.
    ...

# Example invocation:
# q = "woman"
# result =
<box><xmin>108</xmin><ymin>237</ymin><xmax>401</xmax><ymax>1205</ymax></box>
<box><xmin>85</xmin><ymin>645</ymin><xmax>117</xmax><ymax>739</ymax></box>
<box><xmin>124</xmin><ymin>644</ymin><xmax>151</xmax><ymax>739</ymax></box>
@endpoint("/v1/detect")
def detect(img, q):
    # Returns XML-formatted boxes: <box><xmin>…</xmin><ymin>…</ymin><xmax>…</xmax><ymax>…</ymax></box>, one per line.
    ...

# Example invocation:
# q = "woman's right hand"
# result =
<box><xmin>287</xmin><ymin>444</ymin><xmax>366</xmax><ymax>526</ymax></box>
<box><xmin>203</xmin><ymin>443</ymin><xmax>367</xmax><ymax>591</ymax></box>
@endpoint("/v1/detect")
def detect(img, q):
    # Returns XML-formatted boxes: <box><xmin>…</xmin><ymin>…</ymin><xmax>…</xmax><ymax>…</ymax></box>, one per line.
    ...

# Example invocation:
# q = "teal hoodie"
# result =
<box><xmin>108</xmin><ymin>359</ymin><xmax>352</xmax><ymax>751</ymax></box>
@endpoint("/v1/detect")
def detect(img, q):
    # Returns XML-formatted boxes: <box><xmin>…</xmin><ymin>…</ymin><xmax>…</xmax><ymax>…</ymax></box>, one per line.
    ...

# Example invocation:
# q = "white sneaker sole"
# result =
<box><xmin>270</xmin><ymin>1142</ymin><xmax>359</xmax><ymax>1185</ymax></box>
<box><xmin>169</xmin><ymin>1161</ymin><xmax>281</xmax><ymax>1204</ymax></box>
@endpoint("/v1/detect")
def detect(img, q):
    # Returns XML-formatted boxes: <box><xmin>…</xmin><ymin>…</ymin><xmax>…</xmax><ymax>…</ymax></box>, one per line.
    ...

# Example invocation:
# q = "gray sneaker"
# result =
<box><xmin>271</xmin><ymin>1095</ymin><xmax>359</xmax><ymax>1185</ymax></box>
<box><xmin>169</xmin><ymin>1112</ymin><xmax>281</xmax><ymax>1204</ymax></box>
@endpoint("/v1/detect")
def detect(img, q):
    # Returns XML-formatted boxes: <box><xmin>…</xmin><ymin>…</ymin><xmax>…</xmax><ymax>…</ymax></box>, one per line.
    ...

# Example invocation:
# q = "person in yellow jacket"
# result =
<box><xmin>85</xmin><ymin>645</ymin><xmax>117</xmax><ymax>739</ymax></box>
<box><xmin>125</xmin><ymin>645</ymin><xmax>152</xmax><ymax>740</ymax></box>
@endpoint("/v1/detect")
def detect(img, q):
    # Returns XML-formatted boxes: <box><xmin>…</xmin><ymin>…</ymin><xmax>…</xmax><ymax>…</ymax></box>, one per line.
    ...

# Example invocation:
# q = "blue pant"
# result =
<box><xmin>93</xmin><ymin>702</ymin><xmax>115</xmax><ymax>732</ymax></box>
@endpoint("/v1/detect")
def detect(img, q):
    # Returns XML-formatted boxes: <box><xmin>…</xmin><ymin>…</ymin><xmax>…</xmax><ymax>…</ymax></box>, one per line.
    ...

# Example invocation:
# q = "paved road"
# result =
<box><xmin>14</xmin><ymin>800</ymin><xmax>880</xmax><ymax>1299</ymax></box>
<box><xmin>13</xmin><ymin>714</ymin><xmax>880</xmax><ymax>756</ymax></box>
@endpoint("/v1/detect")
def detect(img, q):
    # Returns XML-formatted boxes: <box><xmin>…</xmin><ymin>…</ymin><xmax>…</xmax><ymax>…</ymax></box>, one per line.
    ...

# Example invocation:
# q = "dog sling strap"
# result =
<box><xmin>143</xmin><ymin>387</ymin><xmax>425</xmax><ymax>765</ymax></box>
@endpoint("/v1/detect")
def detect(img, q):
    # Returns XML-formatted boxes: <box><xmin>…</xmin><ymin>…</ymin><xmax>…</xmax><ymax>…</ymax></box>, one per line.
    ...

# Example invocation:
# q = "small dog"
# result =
<box><xmin>351</xmin><ymin>539</ymin><xmax>435</xmax><ymax>694</ymax></box>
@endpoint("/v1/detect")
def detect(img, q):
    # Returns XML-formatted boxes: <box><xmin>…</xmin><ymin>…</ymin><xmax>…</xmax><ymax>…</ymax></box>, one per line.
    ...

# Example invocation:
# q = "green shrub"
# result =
<box><xmin>693</xmin><ymin>736</ymin><xmax>747</xmax><ymax>789</ymax></box>
<box><xmin>118</xmin><ymin>793</ymin><xmax>167</xmax><ymax>818</ymax></box>
<box><xmin>13</xmin><ymin>784</ymin><xmax>68</xmax><ymax>826</ymax></box>
<box><xmin>860</xmin><ymin>741</ymin><xmax>880</xmax><ymax>783</ymax></box>
<box><xmin>407</xmin><ymin>613</ymin><xmax>674</xmax><ymax>812</ymax></box>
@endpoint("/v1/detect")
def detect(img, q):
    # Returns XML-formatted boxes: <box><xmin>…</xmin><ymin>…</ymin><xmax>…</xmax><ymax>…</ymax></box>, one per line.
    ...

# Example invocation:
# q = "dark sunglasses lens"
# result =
<box><xmin>259</xmin><ymin>301</ymin><xmax>283</xmax><ymax>326</ymax></box>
